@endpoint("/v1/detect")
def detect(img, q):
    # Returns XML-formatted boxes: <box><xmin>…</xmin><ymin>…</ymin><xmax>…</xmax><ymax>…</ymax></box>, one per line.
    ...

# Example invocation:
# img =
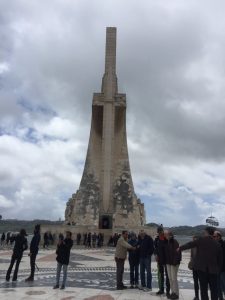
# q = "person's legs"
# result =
<box><xmin>220</xmin><ymin>272</ymin><xmax>225</xmax><ymax>295</ymax></box>
<box><xmin>208</xmin><ymin>273</ymin><xmax>218</xmax><ymax>300</ymax></box>
<box><xmin>116</xmin><ymin>258</ymin><xmax>125</xmax><ymax>288</ymax></box>
<box><xmin>134</xmin><ymin>263</ymin><xmax>139</xmax><ymax>285</ymax></box>
<box><xmin>6</xmin><ymin>255</ymin><xmax>16</xmax><ymax>281</ymax></box>
<box><xmin>157</xmin><ymin>263</ymin><xmax>164</xmax><ymax>292</ymax></box>
<box><xmin>30</xmin><ymin>253</ymin><xmax>37</xmax><ymax>279</ymax></box>
<box><xmin>61</xmin><ymin>264</ymin><xmax>68</xmax><ymax>288</ymax></box>
<box><xmin>165</xmin><ymin>265</ymin><xmax>170</xmax><ymax>294</ymax></box>
<box><xmin>55</xmin><ymin>263</ymin><xmax>62</xmax><ymax>286</ymax></box>
<box><xmin>198</xmin><ymin>270</ymin><xmax>209</xmax><ymax>300</ymax></box>
<box><xmin>145</xmin><ymin>256</ymin><xmax>152</xmax><ymax>289</ymax></box>
<box><xmin>170</xmin><ymin>265</ymin><xmax>179</xmax><ymax>296</ymax></box>
<box><xmin>140</xmin><ymin>258</ymin><xmax>146</xmax><ymax>287</ymax></box>
<box><xmin>166</xmin><ymin>265</ymin><xmax>172</xmax><ymax>293</ymax></box>
<box><xmin>193</xmin><ymin>269</ymin><xmax>199</xmax><ymax>299</ymax></box>
<box><xmin>129</xmin><ymin>260</ymin><xmax>135</xmax><ymax>285</ymax></box>
<box><xmin>12</xmin><ymin>256</ymin><xmax>22</xmax><ymax>281</ymax></box>
<box><xmin>217</xmin><ymin>273</ymin><xmax>223</xmax><ymax>300</ymax></box>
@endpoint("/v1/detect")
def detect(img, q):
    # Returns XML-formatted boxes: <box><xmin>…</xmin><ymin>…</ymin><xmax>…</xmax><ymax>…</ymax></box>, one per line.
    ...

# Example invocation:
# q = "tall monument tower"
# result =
<box><xmin>65</xmin><ymin>27</ymin><xmax>145</xmax><ymax>230</ymax></box>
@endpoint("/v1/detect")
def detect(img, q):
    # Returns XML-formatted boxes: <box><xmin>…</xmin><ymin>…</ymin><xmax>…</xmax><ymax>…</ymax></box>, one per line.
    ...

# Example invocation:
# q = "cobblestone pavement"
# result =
<box><xmin>0</xmin><ymin>247</ymin><xmax>195</xmax><ymax>300</ymax></box>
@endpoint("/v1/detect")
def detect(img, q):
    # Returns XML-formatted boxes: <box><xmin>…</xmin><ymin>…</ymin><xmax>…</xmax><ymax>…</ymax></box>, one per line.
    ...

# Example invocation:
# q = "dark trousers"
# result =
<box><xmin>140</xmin><ymin>256</ymin><xmax>152</xmax><ymax>289</ymax></box>
<box><xmin>115</xmin><ymin>258</ymin><xmax>125</xmax><ymax>288</ymax></box>
<box><xmin>6</xmin><ymin>254</ymin><xmax>22</xmax><ymax>281</ymax></box>
<box><xmin>30</xmin><ymin>253</ymin><xmax>37</xmax><ymax>278</ymax></box>
<box><xmin>193</xmin><ymin>270</ymin><xmax>199</xmax><ymax>298</ymax></box>
<box><xmin>129</xmin><ymin>260</ymin><xmax>139</xmax><ymax>285</ymax></box>
<box><xmin>198</xmin><ymin>270</ymin><xmax>218</xmax><ymax>300</ymax></box>
<box><xmin>220</xmin><ymin>272</ymin><xmax>225</xmax><ymax>295</ymax></box>
<box><xmin>158</xmin><ymin>263</ymin><xmax>170</xmax><ymax>293</ymax></box>
<box><xmin>217</xmin><ymin>273</ymin><xmax>223</xmax><ymax>300</ymax></box>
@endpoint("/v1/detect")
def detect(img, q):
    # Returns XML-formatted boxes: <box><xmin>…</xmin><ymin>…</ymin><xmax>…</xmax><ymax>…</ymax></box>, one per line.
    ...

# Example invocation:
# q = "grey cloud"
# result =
<box><xmin>1</xmin><ymin>0</ymin><xmax>225</xmax><ymax>224</ymax></box>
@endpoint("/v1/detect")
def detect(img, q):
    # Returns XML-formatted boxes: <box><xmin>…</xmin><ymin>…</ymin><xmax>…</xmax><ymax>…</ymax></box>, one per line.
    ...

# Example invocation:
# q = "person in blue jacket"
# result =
<box><xmin>128</xmin><ymin>232</ymin><xmax>140</xmax><ymax>288</ymax></box>
<box><xmin>138</xmin><ymin>230</ymin><xmax>154</xmax><ymax>291</ymax></box>
<box><xmin>25</xmin><ymin>224</ymin><xmax>41</xmax><ymax>282</ymax></box>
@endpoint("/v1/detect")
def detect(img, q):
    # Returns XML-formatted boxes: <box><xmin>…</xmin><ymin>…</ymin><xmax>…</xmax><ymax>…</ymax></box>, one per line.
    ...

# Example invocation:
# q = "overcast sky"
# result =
<box><xmin>1</xmin><ymin>0</ymin><xmax>225</xmax><ymax>226</ymax></box>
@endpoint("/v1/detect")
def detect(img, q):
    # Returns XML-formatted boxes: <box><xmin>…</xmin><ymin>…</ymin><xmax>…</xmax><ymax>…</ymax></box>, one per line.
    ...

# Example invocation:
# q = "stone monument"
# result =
<box><xmin>65</xmin><ymin>27</ymin><xmax>146</xmax><ymax>230</ymax></box>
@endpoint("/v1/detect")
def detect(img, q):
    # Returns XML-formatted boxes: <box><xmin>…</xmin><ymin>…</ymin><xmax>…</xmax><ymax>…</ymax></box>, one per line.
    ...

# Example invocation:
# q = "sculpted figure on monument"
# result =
<box><xmin>65</xmin><ymin>198</ymin><xmax>74</xmax><ymax>223</ymax></box>
<box><xmin>113</xmin><ymin>173</ymin><xmax>133</xmax><ymax>212</ymax></box>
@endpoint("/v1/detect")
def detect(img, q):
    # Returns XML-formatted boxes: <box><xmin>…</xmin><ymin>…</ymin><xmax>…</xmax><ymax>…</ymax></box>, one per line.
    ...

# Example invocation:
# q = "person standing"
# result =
<box><xmin>154</xmin><ymin>228</ymin><xmax>170</xmax><ymax>296</ymax></box>
<box><xmin>53</xmin><ymin>231</ymin><xmax>73</xmax><ymax>290</ymax></box>
<box><xmin>115</xmin><ymin>230</ymin><xmax>135</xmax><ymax>290</ymax></box>
<box><xmin>164</xmin><ymin>230</ymin><xmax>181</xmax><ymax>300</ymax></box>
<box><xmin>178</xmin><ymin>227</ymin><xmax>223</xmax><ymax>300</ymax></box>
<box><xmin>25</xmin><ymin>224</ymin><xmax>41</xmax><ymax>282</ymax></box>
<box><xmin>138</xmin><ymin>230</ymin><xmax>154</xmax><ymax>291</ymax></box>
<box><xmin>87</xmin><ymin>232</ymin><xmax>92</xmax><ymax>248</ymax></box>
<box><xmin>213</xmin><ymin>231</ymin><xmax>225</xmax><ymax>300</ymax></box>
<box><xmin>188</xmin><ymin>236</ymin><xmax>200</xmax><ymax>300</ymax></box>
<box><xmin>6</xmin><ymin>232</ymin><xmax>11</xmax><ymax>245</ymax></box>
<box><xmin>128</xmin><ymin>232</ymin><xmax>140</xmax><ymax>288</ymax></box>
<box><xmin>76</xmin><ymin>233</ymin><xmax>81</xmax><ymax>245</ymax></box>
<box><xmin>92</xmin><ymin>232</ymin><xmax>97</xmax><ymax>248</ymax></box>
<box><xmin>43</xmin><ymin>232</ymin><xmax>49</xmax><ymax>249</ymax></box>
<box><xmin>1</xmin><ymin>232</ymin><xmax>5</xmax><ymax>246</ymax></box>
<box><xmin>83</xmin><ymin>232</ymin><xmax>87</xmax><ymax>246</ymax></box>
<box><xmin>6</xmin><ymin>229</ymin><xmax>28</xmax><ymax>282</ymax></box>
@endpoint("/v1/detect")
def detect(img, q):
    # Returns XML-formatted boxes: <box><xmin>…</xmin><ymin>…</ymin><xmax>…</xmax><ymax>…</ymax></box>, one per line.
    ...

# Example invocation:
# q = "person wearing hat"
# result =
<box><xmin>25</xmin><ymin>224</ymin><xmax>41</xmax><ymax>282</ymax></box>
<box><xmin>6</xmin><ymin>228</ymin><xmax>28</xmax><ymax>282</ymax></box>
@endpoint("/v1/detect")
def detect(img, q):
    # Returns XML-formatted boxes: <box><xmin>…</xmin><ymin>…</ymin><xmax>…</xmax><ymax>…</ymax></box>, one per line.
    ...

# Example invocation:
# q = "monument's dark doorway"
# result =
<box><xmin>99</xmin><ymin>215</ymin><xmax>112</xmax><ymax>229</ymax></box>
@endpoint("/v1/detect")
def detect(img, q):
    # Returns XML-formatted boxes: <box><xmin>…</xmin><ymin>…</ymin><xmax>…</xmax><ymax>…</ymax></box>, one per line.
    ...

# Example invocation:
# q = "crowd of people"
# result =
<box><xmin>1</xmin><ymin>225</ymin><xmax>225</xmax><ymax>300</ymax></box>
<box><xmin>1</xmin><ymin>231</ymin><xmax>19</xmax><ymax>246</ymax></box>
<box><xmin>80</xmin><ymin>232</ymin><xmax>104</xmax><ymax>248</ymax></box>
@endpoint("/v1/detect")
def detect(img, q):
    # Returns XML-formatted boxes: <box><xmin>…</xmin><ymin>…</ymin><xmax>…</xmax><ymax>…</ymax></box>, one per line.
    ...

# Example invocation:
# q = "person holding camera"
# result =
<box><xmin>53</xmin><ymin>231</ymin><xmax>73</xmax><ymax>290</ymax></box>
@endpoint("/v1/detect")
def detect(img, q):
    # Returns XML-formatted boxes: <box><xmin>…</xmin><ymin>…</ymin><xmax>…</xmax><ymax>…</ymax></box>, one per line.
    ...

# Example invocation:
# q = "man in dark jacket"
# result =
<box><xmin>6</xmin><ymin>229</ymin><xmax>28</xmax><ymax>281</ymax></box>
<box><xmin>178</xmin><ymin>227</ymin><xmax>223</xmax><ymax>300</ymax></box>
<box><xmin>53</xmin><ymin>231</ymin><xmax>73</xmax><ymax>290</ymax></box>
<box><xmin>128</xmin><ymin>232</ymin><xmax>140</xmax><ymax>288</ymax></box>
<box><xmin>154</xmin><ymin>228</ymin><xmax>170</xmax><ymax>296</ymax></box>
<box><xmin>25</xmin><ymin>224</ymin><xmax>41</xmax><ymax>282</ymax></box>
<box><xmin>138</xmin><ymin>230</ymin><xmax>154</xmax><ymax>290</ymax></box>
<box><xmin>213</xmin><ymin>230</ymin><xmax>225</xmax><ymax>300</ymax></box>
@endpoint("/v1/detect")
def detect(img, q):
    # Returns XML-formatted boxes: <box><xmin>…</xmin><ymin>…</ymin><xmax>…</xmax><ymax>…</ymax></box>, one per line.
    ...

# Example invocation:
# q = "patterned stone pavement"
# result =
<box><xmin>0</xmin><ymin>247</ymin><xmax>195</xmax><ymax>300</ymax></box>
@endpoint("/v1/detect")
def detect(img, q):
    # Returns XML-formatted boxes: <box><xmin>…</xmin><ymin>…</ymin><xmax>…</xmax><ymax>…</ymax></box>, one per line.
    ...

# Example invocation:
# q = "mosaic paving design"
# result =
<box><xmin>0</xmin><ymin>248</ymin><xmax>194</xmax><ymax>291</ymax></box>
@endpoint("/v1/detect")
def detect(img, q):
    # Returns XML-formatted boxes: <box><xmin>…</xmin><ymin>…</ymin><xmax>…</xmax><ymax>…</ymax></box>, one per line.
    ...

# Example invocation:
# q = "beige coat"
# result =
<box><xmin>115</xmin><ymin>236</ymin><xmax>133</xmax><ymax>259</ymax></box>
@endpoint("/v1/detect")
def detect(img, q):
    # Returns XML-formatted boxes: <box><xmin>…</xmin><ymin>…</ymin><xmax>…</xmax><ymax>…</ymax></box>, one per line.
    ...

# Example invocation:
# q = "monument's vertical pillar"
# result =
<box><xmin>101</xmin><ymin>28</ymin><xmax>117</xmax><ymax>213</ymax></box>
<box><xmin>65</xmin><ymin>27</ymin><xmax>146</xmax><ymax>230</ymax></box>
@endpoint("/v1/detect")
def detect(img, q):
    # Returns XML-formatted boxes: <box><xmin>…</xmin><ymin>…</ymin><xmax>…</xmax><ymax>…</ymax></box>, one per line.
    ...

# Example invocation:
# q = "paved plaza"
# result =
<box><xmin>0</xmin><ymin>246</ymin><xmax>195</xmax><ymax>300</ymax></box>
